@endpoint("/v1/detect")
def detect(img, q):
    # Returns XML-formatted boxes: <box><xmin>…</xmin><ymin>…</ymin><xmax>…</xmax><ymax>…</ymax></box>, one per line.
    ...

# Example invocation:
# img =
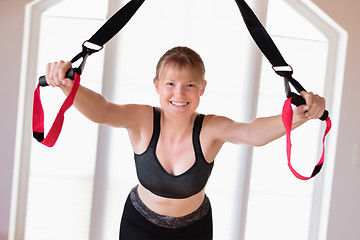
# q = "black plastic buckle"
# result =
<box><xmin>82</xmin><ymin>40</ymin><xmax>103</xmax><ymax>55</ymax></box>
<box><xmin>69</xmin><ymin>41</ymin><xmax>104</xmax><ymax>76</ymax></box>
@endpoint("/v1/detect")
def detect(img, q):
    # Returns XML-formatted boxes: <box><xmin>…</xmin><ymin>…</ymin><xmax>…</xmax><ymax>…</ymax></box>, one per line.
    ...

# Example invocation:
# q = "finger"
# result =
<box><xmin>45</xmin><ymin>63</ymin><xmax>52</xmax><ymax>86</ymax></box>
<box><xmin>312</xmin><ymin>100</ymin><xmax>325</xmax><ymax>119</ymax></box>
<box><xmin>48</xmin><ymin>62</ymin><xmax>58</xmax><ymax>87</ymax></box>
<box><xmin>300</xmin><ymin>91</ymin><xmax>316</xmax><ymax>119</ymax></box>
<box><xmin>51</xmin><ymin>62</ymin><xmax>60</xmax><ymax>86</ymax></box>
<box><xmin>57</xmin><ymin>62</ymin><xmax>67</xmax><ymax>85</ymax></box>
<box><xmin>62</xmin><ymin>79</ymin><xmax>73</xmax><ymax>87</ymax></box>
<box><xmin>54</xmin><ymin>60</ymin><xmax>65</xmax><ymax>86</ymax></box>
<box><xmin>305</xmin><ymin>93</ymin><xmax>325</xmax><ymax>119</ymax></box>
<box><xmin>59</xmin><ymin>61</ymin><xmax>72</xmax><ymax>83</ymax></box>
<box><xmin>300</xmin><ymin>91</ymin><xmax>313</xmax><ymax>107</ymax></box>
<box><xmin>294</xmin><ymin>105</ymin><xmax>307</xmax><ymax>119</ymax></box>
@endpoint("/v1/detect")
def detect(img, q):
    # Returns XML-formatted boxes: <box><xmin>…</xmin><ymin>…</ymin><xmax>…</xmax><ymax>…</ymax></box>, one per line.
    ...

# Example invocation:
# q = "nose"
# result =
<box><xmin>175</xmin><ymin>85</ymin><xmax>186</xmax><ymax>97</ymax></box>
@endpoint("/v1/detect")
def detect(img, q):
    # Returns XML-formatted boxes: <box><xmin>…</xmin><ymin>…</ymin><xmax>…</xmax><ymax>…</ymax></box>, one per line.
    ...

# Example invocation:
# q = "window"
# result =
<box><xmin>24</xmin><ymin>1</ymin><xmax>107</xmax><ymax>239</ymax></box>
<box><xmin>245</xmin><ymin>1</ymin><xmax>338</xmax><ymax>240</ymax></box>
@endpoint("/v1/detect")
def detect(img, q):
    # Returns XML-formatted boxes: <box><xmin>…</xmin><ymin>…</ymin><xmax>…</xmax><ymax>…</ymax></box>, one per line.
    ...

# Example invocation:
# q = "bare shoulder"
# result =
<box><xmin>197</xmin><ymin>114</ymin><xmax>240</xmax><ymax>162</ymax></box>
<box><xmin>132</xmin><ymin>104</ymin><xmax>154</xmax><ymax>130</ymax></box>
<box><xmin>124</xmin><ymin>104</ymin><xmax>153</xmax><ymax>119</ymax></box>
<box><xmin>203</xmin><ymin>114</ymin><xmax>232</xmax><ymax>124</ymax></box>
<box><xmin>201</xmin><ymin>114</ymin><xmax>231</xmax><ymax>142</ymax></box>
<box><xmin>203</xmin><ymin>114</ymin><xmax>236</xmax><ymax>131</ymax></box>
<box><xmin>106</xmin><ymin>103</ymin><xmax>153</xmax><ymax>129</ymax></box>
<box><xmin>119</xmin><ymin>104</ymin><xmax>155</xmax><ymax>153</ymax></box>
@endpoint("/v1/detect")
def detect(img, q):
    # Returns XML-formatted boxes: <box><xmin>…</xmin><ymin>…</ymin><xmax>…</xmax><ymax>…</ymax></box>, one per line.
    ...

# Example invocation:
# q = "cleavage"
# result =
<box><xmin>155</xmin><ymin>136</ymin><xmax>196</xmax><ymax>176</ymax></box>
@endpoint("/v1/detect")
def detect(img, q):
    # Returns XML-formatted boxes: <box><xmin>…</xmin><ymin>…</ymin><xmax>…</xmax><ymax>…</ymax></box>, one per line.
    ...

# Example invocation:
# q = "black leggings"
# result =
<box><xmin>119</xmin><ymin>190</ymin><xmax>213</xmax><ymax>240</ymax></box>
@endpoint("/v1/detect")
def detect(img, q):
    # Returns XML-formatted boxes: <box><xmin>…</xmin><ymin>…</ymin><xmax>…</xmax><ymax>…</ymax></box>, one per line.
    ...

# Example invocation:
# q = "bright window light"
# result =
<box><xmin>245</xmin><ymin>0</ymin><xmax>328</xmax><ymax>239</ymax></box>
<box><xmin>25</xmin><ymin>1</ymin><xmax>106</xmax><ymax>239</ymax></box>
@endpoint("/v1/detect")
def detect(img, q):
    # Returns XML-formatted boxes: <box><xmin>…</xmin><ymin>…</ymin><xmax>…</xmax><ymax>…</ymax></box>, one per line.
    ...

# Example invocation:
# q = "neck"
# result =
<box><xmin>160</xmin><ymin>111</ymin><xmax>195</xmax><ymax>141</ymax></box>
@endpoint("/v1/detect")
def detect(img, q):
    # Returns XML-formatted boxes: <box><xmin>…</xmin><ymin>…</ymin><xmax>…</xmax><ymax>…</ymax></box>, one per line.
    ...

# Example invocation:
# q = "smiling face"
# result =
<box><xmin>154</xmin><ymin>63</ymin><xmax>206</xmax><ymax>118</ymax></box>
<box><xmin>153</xmin><ymin>47</ymin><xmax>207</xmax><ymax>118</ymax></box>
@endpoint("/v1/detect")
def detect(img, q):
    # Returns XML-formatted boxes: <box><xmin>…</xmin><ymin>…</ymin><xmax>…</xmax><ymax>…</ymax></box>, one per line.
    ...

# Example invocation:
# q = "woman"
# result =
<box><xmin>45</xmin><ymin>46</ymin><xmax>325</xmax><ymax>239</ymax></box>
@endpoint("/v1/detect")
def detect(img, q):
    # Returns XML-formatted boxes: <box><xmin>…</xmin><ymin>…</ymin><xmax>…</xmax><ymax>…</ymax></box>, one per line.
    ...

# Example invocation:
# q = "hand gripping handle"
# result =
<box><xmin>287</xmin><ymin>92</ymin><xmax>329</xmax><ymax>121</ymax></box>
<box><xmin>38</xmin><ymin>68</ymin><xmax>78</xmax><ymax>87</ymax></box>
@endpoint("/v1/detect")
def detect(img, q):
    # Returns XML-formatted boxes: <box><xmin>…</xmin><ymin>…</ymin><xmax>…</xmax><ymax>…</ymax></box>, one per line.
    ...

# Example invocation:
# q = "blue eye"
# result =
<box><xmin>167</xmin><ymin>82</ymin><xmax>175</xmax><ymax>86</ymax></box>
<box><xmin>187</xmin><ymin>84</ymin><xmax>195</xmax><ymax>87</ymax></box>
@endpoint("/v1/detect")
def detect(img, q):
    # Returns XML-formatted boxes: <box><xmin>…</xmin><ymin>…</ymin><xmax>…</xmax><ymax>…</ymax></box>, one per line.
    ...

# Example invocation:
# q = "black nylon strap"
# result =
<box><xmin>234</xmin><ymin>0</ymin><xmax>289</xmax><ymax>68</ymax></box>
<box><xmin>38</xmin><ymin>0</ymin><xmax>145</xmax><ymax>87</ymax></box>
<box><xmin>88</xmin><ymin>0</ymin><xmax>145</xmax><ymax>47</ymax></box>
<box><xmin>234</xmin><ymin>0</ymin><xmax>329</xmax><ymax>121</ymax></box>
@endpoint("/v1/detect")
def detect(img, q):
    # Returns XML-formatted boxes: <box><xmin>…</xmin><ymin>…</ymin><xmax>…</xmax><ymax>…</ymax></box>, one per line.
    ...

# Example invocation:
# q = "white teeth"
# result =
<box><xmin>171</xmin><ymin>101</ymin><xmax>187</xmax><ymax>106</ymax></box>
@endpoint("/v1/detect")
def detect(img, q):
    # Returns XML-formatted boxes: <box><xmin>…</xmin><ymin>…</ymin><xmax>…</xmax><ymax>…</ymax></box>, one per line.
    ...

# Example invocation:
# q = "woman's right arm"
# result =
<box><xmin>45</xmin><ymin>60</ymin><xmax>145</xmax><ymax>129</ymax></box>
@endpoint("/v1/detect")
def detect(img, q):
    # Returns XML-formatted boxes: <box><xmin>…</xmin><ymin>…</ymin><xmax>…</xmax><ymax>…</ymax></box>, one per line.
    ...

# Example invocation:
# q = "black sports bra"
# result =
<box><xmin>134</xmin><ymin>107</ymin><xmax>214</xmax><ymax>199</ymax></box>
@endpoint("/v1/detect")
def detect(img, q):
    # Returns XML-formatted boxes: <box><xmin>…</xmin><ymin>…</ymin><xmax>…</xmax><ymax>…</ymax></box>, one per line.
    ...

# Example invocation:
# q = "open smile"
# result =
<box><xmin>170</xmin><ymin>101</ymin><xmax>189</xmax><ymax>107</ymax></box>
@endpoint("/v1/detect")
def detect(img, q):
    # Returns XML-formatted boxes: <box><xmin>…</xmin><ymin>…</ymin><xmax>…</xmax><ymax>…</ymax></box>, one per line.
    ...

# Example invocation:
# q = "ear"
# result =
<box><xmin>200</xmin><ymin>80</ymin><xmax>207</xmax><ymax>96</ymax></box>
<box><xmin>153</xmin><ymin>78</ymin><xmax>160</xmax><ymax>94</ymax></box>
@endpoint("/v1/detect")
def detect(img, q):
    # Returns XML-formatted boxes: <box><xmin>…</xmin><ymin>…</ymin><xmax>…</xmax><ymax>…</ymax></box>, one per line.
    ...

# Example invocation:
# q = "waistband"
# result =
<box><xmin>129</xmin><ymin>185</ymin><xmax>210</xmax><ymax>229</ymax></box>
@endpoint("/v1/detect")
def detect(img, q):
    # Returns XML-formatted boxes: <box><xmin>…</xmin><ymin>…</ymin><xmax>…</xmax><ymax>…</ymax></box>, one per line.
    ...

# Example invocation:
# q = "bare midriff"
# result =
<box><xmin>137</xmin><ymin>184</ymin><xmax>206</xmax><ymax>217</ymax></box>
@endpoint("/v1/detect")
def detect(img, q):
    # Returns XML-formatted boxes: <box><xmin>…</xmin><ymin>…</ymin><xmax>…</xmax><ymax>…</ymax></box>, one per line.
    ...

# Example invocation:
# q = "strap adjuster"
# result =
<box><xmin>272</xmin><ymin>65</ymin><xmax>293</xmax><ymax>77</ymax></box>
<box><xmin>272</xmin><ymin>65</ymin><xmax>293</xmax><ymax>72</ymax></box>
<box><xmin>82</xmin><ymin>40</ymin><xmax>104</xmax><ymax>55</ymax></box>
<box><xmin>69</xmin><ymin>40</ymin><xmax>104</xmax><ymax>77</ymax></box>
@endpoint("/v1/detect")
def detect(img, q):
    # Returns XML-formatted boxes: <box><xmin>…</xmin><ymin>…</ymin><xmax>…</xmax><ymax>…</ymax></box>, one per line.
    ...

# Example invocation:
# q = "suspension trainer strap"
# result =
<box><xmin>87</xmin><ymin>0</ymin><xmax>146</xmax><ymax>47</ymax></box>
<box><xmin>33</xmin><ymin>0</ymin><xmax>145</xmax><ymax>147</ymax></box>
<box><xmin>234</xmin><ymin>0</ymin><xmax>331</xmax><ymax>179</ymax></box>
<box><xmin>235</xmin><ymin>0</ymin><xmax>288</xmax><ymax>67</ymax></box>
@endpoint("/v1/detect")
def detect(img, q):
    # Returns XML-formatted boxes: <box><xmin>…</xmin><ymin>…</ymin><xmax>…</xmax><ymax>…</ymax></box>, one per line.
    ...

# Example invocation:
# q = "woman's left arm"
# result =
<box><xmin>211</xmin><ymin>91</ymin><xmax>325</xmax><ymax>147</ymax></box>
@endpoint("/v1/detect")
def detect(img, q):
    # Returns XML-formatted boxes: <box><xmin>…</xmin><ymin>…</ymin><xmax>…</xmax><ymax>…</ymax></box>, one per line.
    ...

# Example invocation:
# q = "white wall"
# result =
<box><xmin>311</xmin><ymin>1</ymin><xmax>360</xmax><ymax>239</ymax></box>
<box><xmin>0</xmin><ymin>1</ymin><xmax>31</xmax><ymax>239</ymax></box>
<box><xmin>0</xmin><ymin>0</ymin><xmax>359</xmax><ymax>239</ymax></box>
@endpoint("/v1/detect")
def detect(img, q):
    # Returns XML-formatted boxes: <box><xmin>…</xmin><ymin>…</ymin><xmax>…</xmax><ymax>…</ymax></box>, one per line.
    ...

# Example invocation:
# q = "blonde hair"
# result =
<box><xmin>155</xmin><ymin>46</ymin><xmax>205</xmax><ymax>82</ymax></box>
